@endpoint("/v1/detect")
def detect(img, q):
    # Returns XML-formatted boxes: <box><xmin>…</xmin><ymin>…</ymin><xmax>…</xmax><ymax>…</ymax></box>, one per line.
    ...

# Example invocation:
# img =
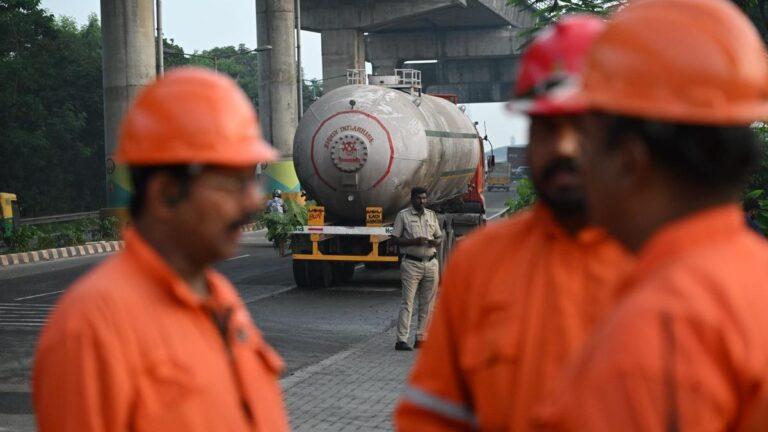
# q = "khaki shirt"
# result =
<box><xmin>392</xmin><ymin>207</ymin><xmax>443</xmax><ymax>258</ymax></box>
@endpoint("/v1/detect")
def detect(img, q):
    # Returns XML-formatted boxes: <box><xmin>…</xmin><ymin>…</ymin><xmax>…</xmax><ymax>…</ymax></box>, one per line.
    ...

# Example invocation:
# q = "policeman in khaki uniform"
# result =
<box><xmin>391</xmin><ymin>186</ymin><xmax>443</xmax><ymax>351</ymax></box>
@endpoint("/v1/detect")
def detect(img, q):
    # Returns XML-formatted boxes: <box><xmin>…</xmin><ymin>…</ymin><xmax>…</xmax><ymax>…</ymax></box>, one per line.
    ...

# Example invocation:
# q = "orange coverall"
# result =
<box><xmin>33</xmin><ymin>228</ymin><xmax>289</xmax><ymax>432</ymax></box>
<box><xmin>395</xmin><ymin>204</ymin><xmax>632</xmax><ymax>431</ymax></box>
<box><xmin>536</xmin><ymin>205</ymin><xmax>768</xmax><ymax>431</ymax></box>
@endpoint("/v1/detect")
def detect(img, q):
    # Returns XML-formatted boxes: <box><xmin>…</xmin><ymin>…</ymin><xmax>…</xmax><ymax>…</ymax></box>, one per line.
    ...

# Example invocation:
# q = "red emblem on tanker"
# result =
<box><xmin>330</xmin><ymin>133</ymin><xmax>369</xmax><ymax>173</ymax></box>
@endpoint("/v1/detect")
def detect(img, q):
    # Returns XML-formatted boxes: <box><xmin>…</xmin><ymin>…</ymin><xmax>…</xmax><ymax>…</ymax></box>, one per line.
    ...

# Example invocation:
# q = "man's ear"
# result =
<box><xmin>616</xmin><ymin>133</ymin><xmax>653</xmax><ymax>194</ymax></box>
<box><xmin>144</xmin><ymin>173</ymin><xmax>183</xmax><ymax>219</ymax></box>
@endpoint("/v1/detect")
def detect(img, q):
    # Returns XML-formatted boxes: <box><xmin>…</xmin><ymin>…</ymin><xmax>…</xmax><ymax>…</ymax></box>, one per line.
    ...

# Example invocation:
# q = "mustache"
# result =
<box><xmin>540</xmin><ymin>157</ymin><xmax>579</xmax><ymax>182</ymax></box>
<box><xmin>228</xmin><ymin>213</ymin><xmax>257</xmax><ymax>232</ymax></box>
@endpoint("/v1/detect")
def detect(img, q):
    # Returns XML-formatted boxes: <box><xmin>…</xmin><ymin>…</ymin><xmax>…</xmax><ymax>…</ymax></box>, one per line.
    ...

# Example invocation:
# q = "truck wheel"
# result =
<box><xmin>292</xmin><ymin>260</ymin><xmax>312</xmax><ymax>288</ymax></box>
<box><xmin>461</xmin><ymin>202</ymin><xmax>485</xmax><ymax>214</ymax></box>
<box><xmin>308</xmin><ymin>261</ymin><xmax>334</xmax><ymax>289</ymax></box>
<box><xmin>332</xmin><ymin>262</ymin><xmax>355</xmax><ymax>285</ymax></box>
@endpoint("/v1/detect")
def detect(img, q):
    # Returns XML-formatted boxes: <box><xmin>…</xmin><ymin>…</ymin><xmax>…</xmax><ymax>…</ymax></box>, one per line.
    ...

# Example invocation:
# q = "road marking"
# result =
<box><xmin>14</xmin><ymin>290</ymin><xmax>65</xmax><ymax>301</ymax></box>
<box><xmin>354</xmin><ymin>264</ymin><xmax>364</xmax><ymax>270</ymax></box>
<box><xmin>0</xmin><ymin>303</ymin><xmax>54</xmax><ymax>328</ymax></box>
<box><xmin>487</xmin><ymin>209</ymin><xmax>507</xmax><ymax>220</ymax></box>
<box><xmin>226</xmin><ymin>254</ymin><xmax>251</xmax><ymax>261</ymax></box>
<box><xmin>244</xmin><ymin>286</ymin><xmax>296</xmax><ymax>304</ymax></box>
<box><xmin>0</xmin><ymin>303</ymin><xmax>54</xmax><ymax>308</ymax></box>
<box><xmin>330</xmin><ymin>287</ymin><xmax>399</xmax><ymax>293</ymax></box>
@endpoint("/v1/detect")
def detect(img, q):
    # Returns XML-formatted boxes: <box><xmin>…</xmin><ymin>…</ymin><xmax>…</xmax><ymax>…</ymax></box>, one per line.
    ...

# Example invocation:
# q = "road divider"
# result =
<box><xmin>0</xmin><ymin>241</ymin><xmax>125</xmax><ymax>268</ymax></box>
<box><xmin>0</xmin><ymin>223</ymin><xmax>264</xmax><ymax>268</ymax></box>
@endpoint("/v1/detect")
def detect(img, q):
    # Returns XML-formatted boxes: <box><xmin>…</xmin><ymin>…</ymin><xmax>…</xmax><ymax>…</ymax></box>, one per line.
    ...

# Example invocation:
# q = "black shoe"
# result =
<box><xmin>414</xmin><ymin>340</ymin><xmax>425</xmax><ymax>349</ymax></box>
<box><xmin>395</xmin><ymin>341</ymin><xmax>413</xmax><ymax>351</ymax></box>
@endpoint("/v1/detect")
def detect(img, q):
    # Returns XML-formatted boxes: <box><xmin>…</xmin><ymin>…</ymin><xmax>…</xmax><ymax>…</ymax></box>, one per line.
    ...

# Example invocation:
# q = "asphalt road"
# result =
<box><xmin>0</xmin><ymin>187</ymin><xmax>514</xmax><ymax>430</ymax></box>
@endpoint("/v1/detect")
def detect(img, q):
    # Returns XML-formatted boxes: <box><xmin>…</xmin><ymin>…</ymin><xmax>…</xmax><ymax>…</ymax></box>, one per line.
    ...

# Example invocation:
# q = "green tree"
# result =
<box><xmin>0</xmin><ymin>1</ymin><xmax>104</xmax><ymax>216</ymax></box>
<box><xmin>508</xmin><ymin>0</ymin><xmax>621</xmax><ymax>34</ymax></box>
<box><xmin>162</xmin><ymin>37</ymin><xmax>190</xmax><ymax>68</ymax></box>
<box><xmin>749</xmin><ymin>123</ymin><xmax>768</xmax><ymax>192</ymax></box>
<box><xmin>509</xmin><ymin>0</ymin><xmax>767</xmax><ymax>38</ymax></box>
<box><xmin>302</xmin><ymin>76</ymin><xmax>324</xmax><ymax>112</ymax></box>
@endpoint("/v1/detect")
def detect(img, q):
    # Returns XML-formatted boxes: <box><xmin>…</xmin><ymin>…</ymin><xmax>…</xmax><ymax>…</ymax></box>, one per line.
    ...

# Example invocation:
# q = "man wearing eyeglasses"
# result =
<box><xmin>33</xmin><ymin>68</ymin><xmax>289</xmax><ymax>432</ymax></box>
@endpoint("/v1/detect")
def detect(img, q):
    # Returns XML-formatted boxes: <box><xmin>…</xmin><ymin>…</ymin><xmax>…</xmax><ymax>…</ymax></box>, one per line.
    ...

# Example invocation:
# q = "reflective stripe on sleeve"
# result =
<box><xmin>402</xmin><ymin>385</ymin><xmax>478</xmax><ymax>428</ymax></box>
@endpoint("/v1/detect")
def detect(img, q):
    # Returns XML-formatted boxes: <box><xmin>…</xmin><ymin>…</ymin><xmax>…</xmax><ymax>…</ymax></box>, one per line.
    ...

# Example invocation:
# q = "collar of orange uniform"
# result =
<box><xmin>122</xmin><ymin>227</ymin><xmax>238</xmax><ymax>310</ymax></box>
<box><xmin>630</xmin><ymin>204</ymin><xmax>744</xmax><ymax>282</ymax></box>
<box><xmin>534</xmin><ymin>203</ymin><xmax>606</xmax><ymax>245</ymax></box>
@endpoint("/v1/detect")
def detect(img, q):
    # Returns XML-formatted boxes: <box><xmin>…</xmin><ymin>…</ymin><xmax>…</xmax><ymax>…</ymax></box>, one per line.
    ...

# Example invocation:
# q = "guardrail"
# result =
<box><xmin>19</xmin><ymin>211</ymin><xmax>100</xmax><ymax>226</ymax></box>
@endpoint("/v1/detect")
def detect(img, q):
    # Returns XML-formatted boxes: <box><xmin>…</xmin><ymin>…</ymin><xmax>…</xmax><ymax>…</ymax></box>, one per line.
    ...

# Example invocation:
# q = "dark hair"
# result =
<box><xmin>410</xmin><ymin>186</ymin><xmax>428</xmax><ymax>198</ymax></box>
<box><xmin>744</xmin><ymin>196</ymin><xmax>760</xmax><ymax>213</ymax></box>
<box><xmin>129</xmin><ymin>165</ymin><xmax>194</xmax><ymax>219</ymax></box>
<box><xmin>604</xmin><ymin>115</ymin><xmax>761</xmax><ymax>194</ymax></box>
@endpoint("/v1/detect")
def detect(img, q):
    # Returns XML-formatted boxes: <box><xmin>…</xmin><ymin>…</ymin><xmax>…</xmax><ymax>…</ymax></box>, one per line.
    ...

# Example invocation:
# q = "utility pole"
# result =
<box><xmin>155</xmin><ymin>0</ymin><xmax>164</xmax><ymax>76</ymax></box>
<box><xmin>295</xmin><ymin>0</ymin><xmax>303</xmax><ymax>118</ymax></box>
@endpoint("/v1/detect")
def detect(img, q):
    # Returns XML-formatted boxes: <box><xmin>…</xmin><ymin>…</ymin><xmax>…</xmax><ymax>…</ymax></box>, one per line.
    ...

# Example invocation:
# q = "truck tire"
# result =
<box><xmin>308</xmin><ymin>261</ymin><xmax>334</xmax><ymax>289</ymax></box>
<box><xmin>461</xmin><ymin>201</ymin><xmax>485</xmax><ymax>214</ymax></box>
<box><xmin>332</xmin><ymin>262</ymin><xmax>355</xmax><ymax>285</ymax></box>
<box><xmin>292</xmin><ymin>260</ymin><xmax>312</xmax><ymax>288</ymax></box>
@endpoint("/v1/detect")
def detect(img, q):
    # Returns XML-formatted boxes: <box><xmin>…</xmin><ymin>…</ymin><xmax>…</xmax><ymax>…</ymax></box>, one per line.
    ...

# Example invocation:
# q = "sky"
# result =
<box><xmin>42</xmin><ymin>0</ymin><xmax>529</xmax><ymax>155</ymax></box>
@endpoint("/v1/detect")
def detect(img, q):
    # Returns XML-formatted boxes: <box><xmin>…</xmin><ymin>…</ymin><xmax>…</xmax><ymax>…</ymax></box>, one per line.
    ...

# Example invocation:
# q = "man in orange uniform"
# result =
<box><xmin>535</xmin><ymin>0</ymin><xmax>768</xmax><ymax>430</ymax></box>
<box><xmin>395</xmin><ymin>16</ymin><xmax>632</xmax><ymax>431</ymax></box>
<box><xmin>33</xmin><ymin>68</ymin><xmax>289</xmax><ymax>432</ymax></box>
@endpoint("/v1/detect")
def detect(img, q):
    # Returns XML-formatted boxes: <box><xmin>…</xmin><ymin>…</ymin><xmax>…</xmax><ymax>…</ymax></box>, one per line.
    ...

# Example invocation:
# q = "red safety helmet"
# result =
<box><xmin>508</xmin><ymin>15</ymin><xmax>606</xmax><ymax>116</ymax></box>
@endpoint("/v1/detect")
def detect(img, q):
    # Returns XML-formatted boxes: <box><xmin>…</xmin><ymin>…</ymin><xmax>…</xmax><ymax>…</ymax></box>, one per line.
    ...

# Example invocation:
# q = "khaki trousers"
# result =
<box><xmin>397</xmin><ymin>258</ymin><xmax>439</xmax><ymax>343</ymax></box>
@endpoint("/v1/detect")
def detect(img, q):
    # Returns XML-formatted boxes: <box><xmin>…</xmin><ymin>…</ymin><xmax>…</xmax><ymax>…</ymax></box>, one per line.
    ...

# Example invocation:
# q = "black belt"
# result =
<box><xmin>403</xmin><ymin>254</ymin><xmax>437</xmax><ymax>262</ymax></box>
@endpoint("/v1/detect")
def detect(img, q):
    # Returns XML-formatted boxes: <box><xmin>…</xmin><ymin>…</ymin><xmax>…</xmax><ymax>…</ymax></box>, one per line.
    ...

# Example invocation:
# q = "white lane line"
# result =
<box><xmin>14</xmin><ymin>290</ymin><xmax>65</xmax><ymax>301</ymax></box>
<box><xmin>0</xmin><ymin>303</ymin><xmax>54</xmax><ymax>308</ymax></box>
<box><xmin>354</xmin><ymin>264</ymin><xmax>364</xmax><ymax>270</ymax></box>
<box><xmin>330</xmin><ymin>287</ymin><xmax>399</xmax><ymax>293</ymax></box>
<box><xmin>226</xmin><ymin>254</ymin><xmax>250</xmax><ymax>261</ymax></box>
<box><xmin>487</xmin><ymin>209</ymin><xmax>507</xmax><ymax>220</ymax></box>
<box><xmin>244</xmin><ymin>286</ymin><xmax>296</xmax><ymax>304</ymax></box>
<box><xmin>0</xmin><ymin>311</ymin><xmax>50</xmax><ymax>315</ymax></box>
<box><xmin>0</xmin><ymin>322</ymin><xmax>45</xmax><ymax>327</ymax></box>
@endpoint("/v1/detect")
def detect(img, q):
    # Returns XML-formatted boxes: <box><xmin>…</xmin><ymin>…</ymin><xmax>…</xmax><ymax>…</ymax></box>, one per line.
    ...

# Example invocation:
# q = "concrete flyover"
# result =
<box><xmin>301</xmin><ymin>0</ymin><xmax>536</xmax><ymax>102</ymax></box>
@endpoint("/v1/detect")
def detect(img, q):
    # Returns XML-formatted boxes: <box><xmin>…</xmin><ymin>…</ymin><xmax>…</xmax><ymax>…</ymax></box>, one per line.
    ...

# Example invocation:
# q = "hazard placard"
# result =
<box><xmin>366</xmin><ymin>207</ymin><xmax>383</xmax><ymax>226</ymax></box>
<box><xmin>308</xmin><ymin>206</ymin><xmax>325</xmax><ymax>226</ymax></box>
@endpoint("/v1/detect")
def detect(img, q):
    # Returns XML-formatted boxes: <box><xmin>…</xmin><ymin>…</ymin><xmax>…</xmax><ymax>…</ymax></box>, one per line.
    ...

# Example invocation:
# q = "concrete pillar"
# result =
<box><xmin>100</xmin><ymin>0</ymin><xmax>156</xmax><ymax>209</ymax></box>
<box><xmin>256</xmin><ymin>0</ymin><xmax>301</xmax><ymax>198</ymax></box>
<box><xmin>321</xmin><ymin>29</ymin><xmax>366</xmax><ymax>92</ymax></box>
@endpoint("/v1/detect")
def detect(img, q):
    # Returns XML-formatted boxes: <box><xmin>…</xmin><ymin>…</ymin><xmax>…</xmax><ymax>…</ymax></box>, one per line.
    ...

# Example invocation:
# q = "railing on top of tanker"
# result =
<box><xmin>395</xmin><ymin>69</ymin><xmax>421</xmax><ymax>90</ymax></box>
<box><xmin>346</xmin><ymin>69</ymin><xmax>367</xmax><ymax>85</ymax></box>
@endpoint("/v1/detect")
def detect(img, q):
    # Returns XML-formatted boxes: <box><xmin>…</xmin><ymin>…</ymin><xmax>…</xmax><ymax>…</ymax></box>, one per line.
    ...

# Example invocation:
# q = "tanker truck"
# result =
<box><xmin>290</xmin><ymin>69</ymin><xmax>486</xmax><ymax>288</ymax></box>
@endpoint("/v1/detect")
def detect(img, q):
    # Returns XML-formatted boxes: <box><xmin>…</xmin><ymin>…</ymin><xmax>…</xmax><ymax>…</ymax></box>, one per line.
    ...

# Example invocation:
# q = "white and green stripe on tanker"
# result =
<box><xmin>424</xmin><ymin>130</ymin><xmax>480</xmax><ymax>179</ymax></box>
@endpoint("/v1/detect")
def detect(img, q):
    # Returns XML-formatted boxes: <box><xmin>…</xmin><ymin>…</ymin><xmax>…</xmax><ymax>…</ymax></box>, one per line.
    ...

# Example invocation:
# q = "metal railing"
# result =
<box><xmin>346</xmin><ymin>69</ymin><xmax>367</xmax><ymax>85</ymax></box>
<box><xmin>19</xmin><ymin>211</ymin><xmax>100</xmax><ymax>226</ymax></box>
<box><xmin>395</xmin><ymin>68</ymin><xmax>422</xmax><ymax>90</ymax></box>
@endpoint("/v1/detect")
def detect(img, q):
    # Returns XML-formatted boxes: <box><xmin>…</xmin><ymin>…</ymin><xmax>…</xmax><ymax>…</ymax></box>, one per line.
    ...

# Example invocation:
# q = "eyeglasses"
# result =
<box><xmin>194</xmin><ymin>167</ymin><xmax>265</xmax><ymax>196</ymax></box>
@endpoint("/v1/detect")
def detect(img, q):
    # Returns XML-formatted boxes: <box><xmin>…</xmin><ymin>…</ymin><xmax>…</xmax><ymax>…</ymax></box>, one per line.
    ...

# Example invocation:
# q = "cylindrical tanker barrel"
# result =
<box><xmin>293</xmin><ymin>85</ymin><xmax>480</xmax><ymax>223</ymax></box>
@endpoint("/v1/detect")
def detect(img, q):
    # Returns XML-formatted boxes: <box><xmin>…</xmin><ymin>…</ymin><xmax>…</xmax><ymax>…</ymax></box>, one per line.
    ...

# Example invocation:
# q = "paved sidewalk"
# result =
<box><xmin>282</xmin><ymin>327</ymin><xmax>415</xmax><ymax>432</ymax></box>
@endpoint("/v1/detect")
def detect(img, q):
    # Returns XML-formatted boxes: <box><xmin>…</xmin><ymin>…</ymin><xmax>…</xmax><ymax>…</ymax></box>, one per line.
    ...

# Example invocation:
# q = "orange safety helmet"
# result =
<box><xmin>117</xmin><ymin>67</ymin><xmax>278</xmax><ymax>166</ymax></box>
<box><xmin>571</xmin><ymin>0</ymin><xmax>768</xmax><ymax>125</ymax></box>
<box><xmin>508</xmin><ymin>15</ymin><xmax>606</xmax><ymax>115</ymax></box>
